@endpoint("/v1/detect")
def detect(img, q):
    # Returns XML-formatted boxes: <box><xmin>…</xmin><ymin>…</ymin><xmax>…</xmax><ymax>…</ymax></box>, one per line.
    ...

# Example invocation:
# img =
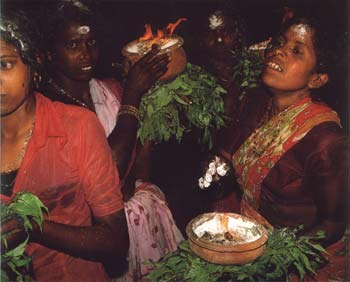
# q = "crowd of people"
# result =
<box><xmin>1</xmin><ymin>0</ymin><xmax>348</xmax><ymax>281</ymax></box>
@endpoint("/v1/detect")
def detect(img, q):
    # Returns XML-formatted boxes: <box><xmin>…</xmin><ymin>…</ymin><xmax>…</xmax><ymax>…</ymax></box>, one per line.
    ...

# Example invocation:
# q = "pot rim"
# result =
<box><xmin>122</xmin><ymin>35</ymin><xmax>184</xmax><ymax>57</ymax></box>
<box><xmin>186</xmin><ymin>212</ymin><xmax>269</xmax><ymax>252</ymax></box>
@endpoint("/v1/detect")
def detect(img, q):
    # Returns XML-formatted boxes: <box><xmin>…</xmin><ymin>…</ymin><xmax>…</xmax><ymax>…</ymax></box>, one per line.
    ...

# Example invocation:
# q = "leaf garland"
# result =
<box><xmin>1</xmin><ymin>192</ymin><xmax>48</xmax><ymax>282</ymax></box>
<box><xmin>138</xmin><ymin>63</ymin><xmax>227</xmax><ymax>149</ymax></box>
<box><xmin>146</xmin><ymin>226</ymin><xmax>328</xmax><ymax>282</ymax></box>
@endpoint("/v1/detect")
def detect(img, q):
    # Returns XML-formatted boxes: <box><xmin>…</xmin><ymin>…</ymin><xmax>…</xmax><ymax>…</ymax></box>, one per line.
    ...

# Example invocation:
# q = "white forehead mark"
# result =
<box><xmin>209</xmin><ymin>13</ymin><xmax>225</xmax><ymax>30</ymax></box>
<box><xmin>291</xmin><ymin>24</ymin><xmax>310</xmax><ymax>39</ymax></box>
<box><xmin>77</xmin><ymin>26</ymin><xmax>90</xmax><ymax>35</ymax></box>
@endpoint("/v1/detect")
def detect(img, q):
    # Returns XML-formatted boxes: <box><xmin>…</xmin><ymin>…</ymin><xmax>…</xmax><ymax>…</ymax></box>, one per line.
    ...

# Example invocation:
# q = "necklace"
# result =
<box><xmin>2</xmin><ymin>118</ymin><xmax>35</xmax><ymax>174</ymax></box>
<box><xmin>48</xmin><ymin>79</ymin><xmax>89</xmax><ymax>109</ymax></box>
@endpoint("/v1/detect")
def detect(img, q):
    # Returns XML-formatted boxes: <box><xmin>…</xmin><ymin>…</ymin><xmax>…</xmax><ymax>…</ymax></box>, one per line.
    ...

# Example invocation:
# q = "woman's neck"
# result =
<box><xmin>53</xmin><ymin>74</ymin><xmax>91</xmax><ymax>103</ymax></box>
<box><xmin>1</xmin><ymin>95</ymin><xmax>36</xmax><ymax>139</ymax></box>
<box><xmin>271</xmin><ymin>89</ymin><xmax>311</xmax><ymax>113</ymax></box>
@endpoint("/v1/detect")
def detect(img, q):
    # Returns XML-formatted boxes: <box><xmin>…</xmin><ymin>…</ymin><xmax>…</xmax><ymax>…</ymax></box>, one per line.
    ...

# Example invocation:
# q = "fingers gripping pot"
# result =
<box><xmin>122</xmin><ymin>35</ymin><xmax>187</xmax><ymax>82</ymax></box>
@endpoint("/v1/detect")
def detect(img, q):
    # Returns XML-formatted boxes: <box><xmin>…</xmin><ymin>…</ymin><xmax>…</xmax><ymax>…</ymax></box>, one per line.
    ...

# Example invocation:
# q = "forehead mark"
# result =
<box><xmin>76</xmin><ymin>26</ymin><xmax>90</xmax><ymax>35</ymax></box>
<box><xmin>290</xmin><ymin>24</ymin><xmax>311</xmax><ymax>40</ymax></box>
<box><xmin>209</xmin><ymin>12</ymin><xmax>225</xmax><ymax>30</ymax></box>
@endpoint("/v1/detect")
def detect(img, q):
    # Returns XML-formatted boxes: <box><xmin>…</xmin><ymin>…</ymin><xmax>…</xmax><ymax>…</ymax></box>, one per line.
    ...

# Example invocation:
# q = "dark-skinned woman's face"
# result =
<box><xmin>0</xmin><ymin>40</ymin><xmax>32</xmax><ymax>117</ymax></box>
<box><xmin>50</xmin><ymin>21</ymin><xmax>99</xmax><ymax>81</ymax></box>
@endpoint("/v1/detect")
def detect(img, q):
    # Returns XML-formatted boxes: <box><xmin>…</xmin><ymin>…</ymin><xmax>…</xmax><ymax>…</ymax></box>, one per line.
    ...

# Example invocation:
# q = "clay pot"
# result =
<box><xmin>122</xmin><ymin>35</ymin><xmax>187</xmax><ymax>82</ymax></box>
<box><xmin>186</xmin><ymin>213</ymin><xmax>269</xmax><ymax>265</ymax></box>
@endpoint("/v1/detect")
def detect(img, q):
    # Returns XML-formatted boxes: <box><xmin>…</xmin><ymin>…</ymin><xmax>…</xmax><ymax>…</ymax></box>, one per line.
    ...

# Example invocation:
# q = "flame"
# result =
<box><xmin>157</xmin><ymin>29</ymin><xmax>164</xmax><ymax>38</ymax></box>
<box><xmin>139</xmin><ymin>18</ymin><xmax>187</xmax><ymax>42</ymax></box>
<box><xmin>166</xmin><ymin>18</ymin><xmax>187</xmax><ymax>36</ymax></box>
<box><xmin>140</xmin><ymin>24</ymin><xmax>154</xmax><ymax>41</ymax></box>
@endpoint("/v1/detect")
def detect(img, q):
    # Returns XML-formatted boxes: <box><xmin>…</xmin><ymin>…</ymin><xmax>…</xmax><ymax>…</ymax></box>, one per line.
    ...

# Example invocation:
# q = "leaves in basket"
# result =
<box><xmin>146</xmin><ymin>226</ymin><xmax>328</xmax><ymax>282</ymax></box>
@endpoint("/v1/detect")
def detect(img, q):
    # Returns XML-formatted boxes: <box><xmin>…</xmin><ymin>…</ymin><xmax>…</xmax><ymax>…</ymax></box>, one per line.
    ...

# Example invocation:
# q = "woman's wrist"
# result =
<box><xmin>117</xmin><ymin>105</ymin><xmax>140</xmax><ymax>124</ymax></box>
<box><xmin>122</xmin><ymin>86</ymin><xmax>143</xmax><ymax>107</ymax></box>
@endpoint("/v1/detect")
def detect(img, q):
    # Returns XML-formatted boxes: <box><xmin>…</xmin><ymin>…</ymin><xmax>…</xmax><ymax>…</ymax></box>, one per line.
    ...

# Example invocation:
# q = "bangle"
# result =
<box><xmin>118</xmin><ymin>105</ymin><xmax>141</xmax><ymax>123</ymax></box>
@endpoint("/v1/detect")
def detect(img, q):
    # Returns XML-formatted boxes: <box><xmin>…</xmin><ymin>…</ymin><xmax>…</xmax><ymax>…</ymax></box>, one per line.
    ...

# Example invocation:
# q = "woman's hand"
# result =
<box><xmin>1</xmin><ymin>217</ymin><xmax>27</xmax><ymax>252</ymax></box>
<box><xmin>123</xmin><ymin>44</ymin><xmax>170</xmax><ymax>106</ymax></box>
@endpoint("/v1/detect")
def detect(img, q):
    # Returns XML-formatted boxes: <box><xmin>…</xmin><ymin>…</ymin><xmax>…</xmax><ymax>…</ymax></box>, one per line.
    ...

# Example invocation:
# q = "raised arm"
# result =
<box><xmin>108</xmin><ymin>45</ymin><xmax>170</xmax><ymax>179</ymax></box>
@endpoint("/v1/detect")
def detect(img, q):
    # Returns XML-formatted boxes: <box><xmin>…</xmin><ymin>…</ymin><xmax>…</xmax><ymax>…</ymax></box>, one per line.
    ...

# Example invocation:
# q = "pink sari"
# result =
<box><xmin>119</xmin><ymin>181</ymin><xmax>184</xmax><ymax>282</ymax></box>
<box><xmin>90</xmin><ymin>79</ymin><xmax>184</xmax><ymax>281</ymax></box>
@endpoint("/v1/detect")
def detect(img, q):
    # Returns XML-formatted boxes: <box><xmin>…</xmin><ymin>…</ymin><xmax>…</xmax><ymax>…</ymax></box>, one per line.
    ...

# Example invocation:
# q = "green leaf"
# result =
<box><xmin>174</xmin><ymin>95</ymin><xmax>189</xmax><ymax>105</ymax></box>
<box><xmin>2</xmin><ymin>192</ymin><xmax>48</xmax><ymax>282</ymax></box>
<box><xmin>138</xmin><ymin>63</ymin><xmax>227</xmax><ymax>147</ymax></box>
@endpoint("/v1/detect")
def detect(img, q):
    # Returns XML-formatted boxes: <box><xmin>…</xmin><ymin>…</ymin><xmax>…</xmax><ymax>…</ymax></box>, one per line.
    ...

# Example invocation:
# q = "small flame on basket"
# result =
<box><xmin>220</xmin><ymin>214</ymin><xmax>229</xmax><ymax>231</ymax></box>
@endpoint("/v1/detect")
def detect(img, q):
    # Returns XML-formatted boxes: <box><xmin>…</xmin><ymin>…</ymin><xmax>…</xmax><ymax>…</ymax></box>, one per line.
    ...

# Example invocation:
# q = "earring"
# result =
<box><xmin>33</xmin><ymin>73</ymin><xmax>42</xmax><ymax>89</ymax></box>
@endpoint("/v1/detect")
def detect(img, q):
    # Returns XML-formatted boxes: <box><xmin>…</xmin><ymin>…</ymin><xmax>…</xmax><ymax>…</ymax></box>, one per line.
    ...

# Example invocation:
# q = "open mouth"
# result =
<box><xmin>81</xmin><ymin>65</ymin><xmax>93</xmax><ymax>71</ymax></box>
<box><xmin>266</xmin><ymin>61</ymin><xmax>283</xmax><ymax>72</ymax></box>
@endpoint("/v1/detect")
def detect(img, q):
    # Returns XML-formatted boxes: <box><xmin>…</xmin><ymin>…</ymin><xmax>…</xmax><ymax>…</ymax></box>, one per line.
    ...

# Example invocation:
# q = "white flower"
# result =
<box><xmin>205</xmin><ymin>172</ymin><xmax>213</xmax><ymax>183</ymax></box>
<box><xmin>204</xmin><ymin>180</ymin><xmax>210</xmax><ymax>188</ymax></box>
<box><xmin>208</xmin><ymin>162</ymin><xmax>216</xmax><ymax>175</ymax></box>
<box><xmin>217</xmin><ymin>163</ymin><xmax>229</xmax><ymax>176</ymax></box>
<box><xmin>198</xmin><ymin>177</ymin><xmax>205</xmax><ymax>189</ymax></box>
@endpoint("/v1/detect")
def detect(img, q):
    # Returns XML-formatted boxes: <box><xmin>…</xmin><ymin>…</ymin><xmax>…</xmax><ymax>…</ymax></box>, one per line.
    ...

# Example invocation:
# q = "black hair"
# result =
<box><xmin>274</xmin><ymin>17</ymin><xmax>339</xmax><ymax>75</ymax></box>
<box><xmin>1</xmin><ymin>6</ymin><xmax>41</xmax><ymax>72</ymax></box>
<box><xmin>44</xmin><ymin>0</ymin><xmax>97</xmax><ymax>51</ymax></box>
<box><xmin>224</xmin><ymin>10</ymin><xmax>248</xmax><ymax>48</ymax></box>
<box><xmin>209</xmin><ymin>3</ymin><xmax>249</xmax><ymax>50</ymax></box>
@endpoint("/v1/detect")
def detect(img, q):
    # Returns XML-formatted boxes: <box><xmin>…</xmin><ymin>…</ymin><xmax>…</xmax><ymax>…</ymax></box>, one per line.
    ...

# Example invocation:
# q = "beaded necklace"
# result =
<box><xmin>47</xmin><ymin>79</ymin><xmax>89</xmax><ymax>109</ymax></box>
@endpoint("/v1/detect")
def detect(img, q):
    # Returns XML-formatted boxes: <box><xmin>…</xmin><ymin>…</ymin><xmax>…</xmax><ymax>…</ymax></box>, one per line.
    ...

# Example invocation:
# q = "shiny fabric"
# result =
<box><xmin>1</xmin><ymin>93</ymin><xmax>124</xmax><ymax>282</ymax></box>
<box><xmin>218</xmin><ymin>90</ymin><xmax>348</xmax><ymax>224</ymax></box>
<box><xmin>217</xmin><ymin>89</ymin><xmax>348</xmax><ymax>281</ymax></box>
<box><xmin>232</xmin><ymin>96</ymin><xmax>340</xmax><ymax>228</ymax></box>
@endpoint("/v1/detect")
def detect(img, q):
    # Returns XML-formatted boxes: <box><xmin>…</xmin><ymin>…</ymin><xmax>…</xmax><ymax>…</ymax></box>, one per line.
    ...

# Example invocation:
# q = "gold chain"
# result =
<box><xmin>2</xmin><ymin>118</ymin><xmax>35</xmax><ymax>173</ymax></box>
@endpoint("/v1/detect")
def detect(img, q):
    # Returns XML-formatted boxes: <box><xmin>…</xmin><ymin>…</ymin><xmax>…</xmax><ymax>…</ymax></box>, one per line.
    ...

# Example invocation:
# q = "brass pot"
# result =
<box><xmin>122</xmin><ymin>35</ymin><xmax>187</xmax><ymax>82</ymax></box>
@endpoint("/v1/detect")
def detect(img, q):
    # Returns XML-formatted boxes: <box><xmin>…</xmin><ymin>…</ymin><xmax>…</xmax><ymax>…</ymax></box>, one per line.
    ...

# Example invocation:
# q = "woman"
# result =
<box><xmin>40</xmin><ymin>1</ymin><xmax>184</xmax><ymax>281</ymax></box>
<box><xmin>41</xmin><ymin>1</ymin><xmax>168</xmax><ymax>181</ymax></box>
<box><xmin>201</xmin><ymin>17</ymin><xmax>348</xmax><ymax>281</ymax></box>
<box><xmin>0</xmin><ymin>7</ymin><xmax>129</xmax><ymax>282</ymax></box>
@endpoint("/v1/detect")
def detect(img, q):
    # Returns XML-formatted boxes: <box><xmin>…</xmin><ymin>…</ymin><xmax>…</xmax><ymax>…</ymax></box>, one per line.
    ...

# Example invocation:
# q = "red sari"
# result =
<box><xmin>227</xmin><ymin>92</ymin><xmax>348</xmax><ymax>281</ymax></box>
<box><xmin>232</xmin><ymin>96</ymin><xmax>340</xmax><ymax>228</ymax></box>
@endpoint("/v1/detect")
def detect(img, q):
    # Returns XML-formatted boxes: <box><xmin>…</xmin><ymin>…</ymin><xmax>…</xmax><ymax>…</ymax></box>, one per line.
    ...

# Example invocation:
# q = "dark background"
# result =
<box><xmin>4</xmin><ymin>0</ymin><xmax>349</xmax><ymax>124</ymax></box>
<box><xmin>3</xmin><ymin>0</ymin><xmax>349</xmax><ymax>233</ymax></box>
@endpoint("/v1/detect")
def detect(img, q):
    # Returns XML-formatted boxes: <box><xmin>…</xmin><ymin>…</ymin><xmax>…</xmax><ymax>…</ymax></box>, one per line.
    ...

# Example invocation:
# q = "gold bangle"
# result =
<box><xmin>118</xmin><ymin>105</ymin><xmax>140</xmax><ymax>123</ymax></box>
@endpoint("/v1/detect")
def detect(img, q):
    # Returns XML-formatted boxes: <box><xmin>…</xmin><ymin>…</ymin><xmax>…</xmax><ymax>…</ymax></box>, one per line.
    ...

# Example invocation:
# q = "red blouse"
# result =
<box><xmin>1</xmin><ymin>93</ymin><xmax>124</xmax><ymax>282</ymax></box>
